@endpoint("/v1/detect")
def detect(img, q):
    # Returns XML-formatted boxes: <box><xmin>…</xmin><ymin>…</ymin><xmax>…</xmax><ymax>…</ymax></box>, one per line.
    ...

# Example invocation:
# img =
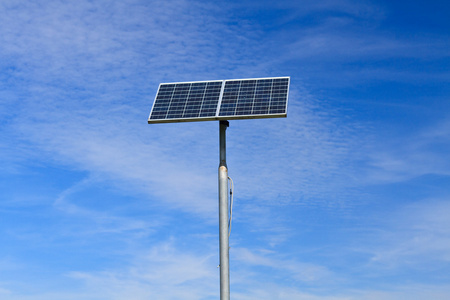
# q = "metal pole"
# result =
<box><xmin>219</xmin><ymin>120</ymin><xmax>230</xmax><ymax>300</ymax></box>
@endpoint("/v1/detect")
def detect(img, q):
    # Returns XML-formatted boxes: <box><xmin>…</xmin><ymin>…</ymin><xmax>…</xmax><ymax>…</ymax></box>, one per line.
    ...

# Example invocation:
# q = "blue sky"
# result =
<box><xmin>1</xmin><ymin>0</ymin><xmax>449</xmax><ymax>299</ymax></box>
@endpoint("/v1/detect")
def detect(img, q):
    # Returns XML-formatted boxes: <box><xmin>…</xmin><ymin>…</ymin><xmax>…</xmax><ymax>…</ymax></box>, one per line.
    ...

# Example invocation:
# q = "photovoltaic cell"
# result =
<box><xmin>149</xmin><ymin>81</ymin><xmax>222</xmax><ymax>121</ymax></box>
<box><xmin>218</xmin><ymin>78</ymin><xmax>289</xmax><ymax>117</ymax></box>
<box><xmin>148</xmin><ymin>77</ymin><xmax>289</xmax><ymax>124</ymax></box>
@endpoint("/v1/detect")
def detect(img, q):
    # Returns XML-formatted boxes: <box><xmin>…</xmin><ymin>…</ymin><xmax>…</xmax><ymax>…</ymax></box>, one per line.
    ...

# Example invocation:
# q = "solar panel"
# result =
<box><xmin>148</xmin><ymin>77</ymin><xmax>289</xmax><ymax>124</ymax></box>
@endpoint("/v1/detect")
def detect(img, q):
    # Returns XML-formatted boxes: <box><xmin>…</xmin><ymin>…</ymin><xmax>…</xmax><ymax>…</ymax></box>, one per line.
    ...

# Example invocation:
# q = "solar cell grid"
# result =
<box><xmin>148</xmin><ymin>77</ymin><xmax>289</xmax><ymax>123</ymax></box>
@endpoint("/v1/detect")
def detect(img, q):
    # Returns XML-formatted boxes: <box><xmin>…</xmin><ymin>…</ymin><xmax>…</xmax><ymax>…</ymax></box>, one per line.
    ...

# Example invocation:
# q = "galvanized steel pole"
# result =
<box><xmin>219</xmin><ymin>120</ymin><xmax>230</xmax><ymax>300</ymax></box>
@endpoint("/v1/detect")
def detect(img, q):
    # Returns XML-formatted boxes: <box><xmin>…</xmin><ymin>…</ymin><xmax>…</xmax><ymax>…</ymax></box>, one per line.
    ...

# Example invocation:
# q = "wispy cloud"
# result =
<box><xmin>53</xmin><ymin>176</ymin><xmax>163</xmax><ymax>237</ymax></box>
<box><xmin>363</xmin><ymin>119</ymin><xmax>450</xmax><ymax>184</ymax></box>
<box><xmin>1</xmin><ymin>0</ymin><xmax>375</xmax><ymax>216</ymax></box>
<box><xmin>364</xmin><ymin>198</ymin><xmax>450</xmax><ymax>267</ymax></box>
<box><xmin>66</xmin><ymin>240</ymin><xmax>218</xmax><ymax>300</ymax></box>
<box><xmin>233</xmin><ymin>247</ymin><xmax>334</xmax><ymax>283</ymax></box>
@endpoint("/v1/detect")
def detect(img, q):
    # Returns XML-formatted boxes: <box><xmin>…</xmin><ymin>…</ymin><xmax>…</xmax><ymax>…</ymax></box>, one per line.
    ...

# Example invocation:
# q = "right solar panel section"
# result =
<box><xmin>218</xmin><ymin>77</ymin><xmax>289</xmax><ymax>119</ymax></box>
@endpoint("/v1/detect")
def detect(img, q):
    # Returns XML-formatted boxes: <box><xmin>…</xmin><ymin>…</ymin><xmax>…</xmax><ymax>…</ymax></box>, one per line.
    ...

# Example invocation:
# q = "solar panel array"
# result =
<box><xmin>148</xmin><ymin>77</ymin><xmax>289</xmax><ymax>124</ymax></box>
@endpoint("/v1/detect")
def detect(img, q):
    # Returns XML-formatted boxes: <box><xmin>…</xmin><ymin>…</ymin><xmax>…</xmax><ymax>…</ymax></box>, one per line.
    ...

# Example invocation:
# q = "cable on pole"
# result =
<box><xmin>228</xmin><ymin>176</ymin><xmax>234</xmax><ymax>238</ymax></box>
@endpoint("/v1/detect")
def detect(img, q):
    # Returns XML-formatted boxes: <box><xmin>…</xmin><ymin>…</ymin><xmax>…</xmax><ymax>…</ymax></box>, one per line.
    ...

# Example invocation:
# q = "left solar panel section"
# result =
<box><xmin>148</xmin><ymin>81</ymin><xmax>223</xmax><ymax>123</ymax></box>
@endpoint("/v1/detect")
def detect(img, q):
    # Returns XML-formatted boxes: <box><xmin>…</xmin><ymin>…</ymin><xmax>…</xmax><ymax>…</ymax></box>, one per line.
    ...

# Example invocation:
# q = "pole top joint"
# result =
<box><xmin>220</xmin><ymin>120</ymin><xmax>229</xmax><ymax>127</ymax></box>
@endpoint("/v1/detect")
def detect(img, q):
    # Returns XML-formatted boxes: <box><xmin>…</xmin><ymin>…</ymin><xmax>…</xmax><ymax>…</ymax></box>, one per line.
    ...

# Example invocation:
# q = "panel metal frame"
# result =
<box><xmin>148</xmin><ymin>77</ymin><xmax>290</xmax><ymax>124</ymax></box>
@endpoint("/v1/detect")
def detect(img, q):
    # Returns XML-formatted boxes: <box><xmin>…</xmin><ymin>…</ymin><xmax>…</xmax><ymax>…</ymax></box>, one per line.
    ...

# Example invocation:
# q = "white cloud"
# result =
<box><xmin>233</xmin><ymin>247</ymin><xmax>334</xmax><ymax>283</ymax></box>
<box><xmin>364</xmin><ymin>119</ymin><xmax>450</xmax><ymax>184</ymax></box>
<box><xmin>366</xmin><ymin>199</ymin><xmax>450</xmax><ymax>266</ymax></box>
<box><xmin>66</xmin><ymin>240</ymin><xmax>218</xmax><ymax>300</ymax></box>
<box><xmin>52</xmin><ymin>177</ymin><xmax>162</xmax><ymax>237</ymax></box>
